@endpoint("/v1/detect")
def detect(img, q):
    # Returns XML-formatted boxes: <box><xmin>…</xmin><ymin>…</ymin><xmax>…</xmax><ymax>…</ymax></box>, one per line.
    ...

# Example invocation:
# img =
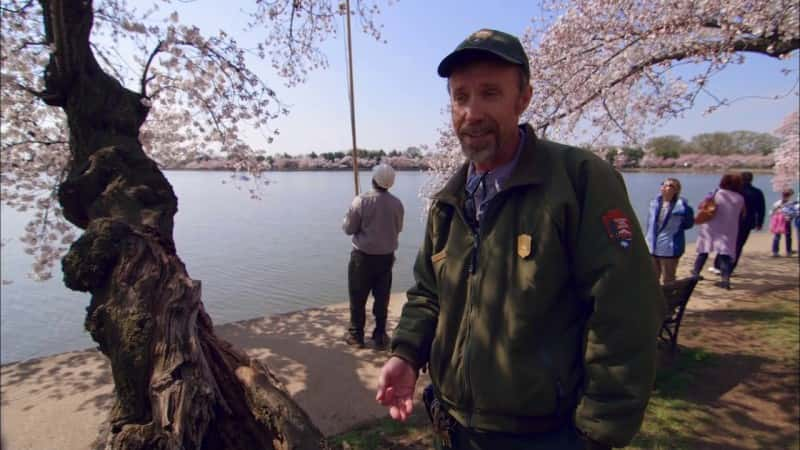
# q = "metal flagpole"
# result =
<box><xmin>345</xmin><ymin>0</ymin><xmax>360</xmax><ymax>195</ymax></box>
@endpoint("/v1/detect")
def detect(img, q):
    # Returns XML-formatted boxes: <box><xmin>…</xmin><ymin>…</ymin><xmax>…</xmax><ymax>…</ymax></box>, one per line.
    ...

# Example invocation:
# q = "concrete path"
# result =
<box><xmin>0</xmin><ymin>294</ymin><xmax>425</xmax><ymax>450</ymax></box>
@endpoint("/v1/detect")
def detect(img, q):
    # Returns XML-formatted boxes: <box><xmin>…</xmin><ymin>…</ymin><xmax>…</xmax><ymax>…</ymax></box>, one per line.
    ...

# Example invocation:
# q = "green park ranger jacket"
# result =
<box><xmin>391</xmin><ymin>125</ymin><xmax>664</xmax><ymax>448</ymax></box>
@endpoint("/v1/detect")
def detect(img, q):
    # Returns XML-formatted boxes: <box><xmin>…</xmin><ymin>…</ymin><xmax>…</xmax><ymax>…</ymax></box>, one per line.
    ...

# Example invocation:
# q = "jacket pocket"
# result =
<box><xmin>431</xmin><ymin>249</ymin><xmax>447</xmax><ymax>282</ymax></box>
<box><xmin>471</xmin><ymin>347</ymin><xmax>559</xmax><ymax>417</ymax></box>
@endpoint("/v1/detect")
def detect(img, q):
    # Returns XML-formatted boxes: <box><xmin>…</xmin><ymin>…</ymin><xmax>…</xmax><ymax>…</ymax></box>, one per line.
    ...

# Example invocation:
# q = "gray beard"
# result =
<box><xmin>459</xmin><ymin>136</ymin><xmax>499</xmax><ymax>166</ymax></box>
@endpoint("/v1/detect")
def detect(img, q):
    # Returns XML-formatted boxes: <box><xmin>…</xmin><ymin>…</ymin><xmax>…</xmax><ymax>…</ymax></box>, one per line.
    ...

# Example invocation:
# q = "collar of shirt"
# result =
<box><xmin>465</xmin><ymin>126</ymin><xmax>526</xmax><ymax>222</ymax></box>
<box><xmin>466</xmin><ymin>126</ymin><xmax>526</xmax><ymax>192</ymax></box>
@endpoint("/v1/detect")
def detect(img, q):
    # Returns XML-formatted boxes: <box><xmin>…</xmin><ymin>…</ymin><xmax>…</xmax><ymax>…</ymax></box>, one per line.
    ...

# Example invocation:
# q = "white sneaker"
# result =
<box><xmin>707</xmin><ymin>267</ymin><xmax>721</xmax><ymax>275</ymax></box>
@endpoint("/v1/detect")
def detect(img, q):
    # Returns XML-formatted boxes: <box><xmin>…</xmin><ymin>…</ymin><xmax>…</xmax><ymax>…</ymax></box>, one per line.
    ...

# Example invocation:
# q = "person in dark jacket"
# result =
<box><xmin>711</xmin><ymin>171</ymin><xmax>765</xmax><ymax>275</ymax></box>
<box><xmin>645</xmin><ymin>178</ymin><xmax>694</xmax><ymax>284</ymax></box>
<box><xmin>376</xmin><ymin>29</ymin><xmax>662</xmax><ymax>450</ymax></box>
<box><xmin>342</xmin><ymin>164</ymin><xmax>404</xmax><ymax>349</ymax></box>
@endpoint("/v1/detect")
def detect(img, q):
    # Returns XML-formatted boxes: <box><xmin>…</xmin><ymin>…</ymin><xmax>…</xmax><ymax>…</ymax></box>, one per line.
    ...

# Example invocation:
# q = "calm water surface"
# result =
<box><xmin>0</xmin><ymin>170</ymin><xmax>778</xmax><ymax>363</ymax></box>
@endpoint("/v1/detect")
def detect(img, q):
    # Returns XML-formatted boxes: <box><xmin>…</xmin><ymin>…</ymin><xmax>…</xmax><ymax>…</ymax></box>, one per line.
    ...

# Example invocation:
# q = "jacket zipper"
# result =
<box><xmin>463</xmin><ymin>226</ymin><xmax>479</xmax><ymax>427</ymax></box>
<box><xmin>462</xmin><ymin>194</ymin><xmax>505</xmax><ymax>427</ymax></box>
<box><xmin>540</xmin><ymin>348</ymin><xmax>567</xmax><ymax>417</ymax></box>
<box><xmin>555</xmin><ymin>379</ymin><xmax>564</xmax><ymax>416</ymax></box>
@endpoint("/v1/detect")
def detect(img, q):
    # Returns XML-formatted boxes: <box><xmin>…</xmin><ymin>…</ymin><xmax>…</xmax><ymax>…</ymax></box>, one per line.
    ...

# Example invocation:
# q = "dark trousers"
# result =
<box><xmin>695</xmin><ymin>252</ymin><xmax>732</xmax><ymax>282</ymax></box>
<box><xmin>347</xmin><ymin>249</ymin><xmax>394</xmax><ymax>339</ymax></box>
<box><xmin>772</xmin><ymin>222</ymin><xmax>793</xmax><ymax>255</ymax></box>
<box><xmin>714</xmin><ymin>226</ymin><xmax>751</xmax><ymax>274</ymax></box>
<box><xmin>434</xmin><ymin>422</ymin><xmax>583</xmax><ymax>450</ymax></box>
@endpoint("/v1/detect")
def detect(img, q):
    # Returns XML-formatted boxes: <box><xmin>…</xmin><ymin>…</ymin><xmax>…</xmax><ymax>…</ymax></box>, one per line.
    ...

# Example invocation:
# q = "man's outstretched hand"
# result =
<box><xmin>376</xmin><ymin>356</ymin><xmax>418</xmax><ymax>421</ymax></box>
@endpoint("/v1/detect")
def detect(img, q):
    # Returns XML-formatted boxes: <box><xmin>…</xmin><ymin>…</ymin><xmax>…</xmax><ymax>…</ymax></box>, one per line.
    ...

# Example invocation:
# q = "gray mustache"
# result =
<box><xmin>459</xmin><ymin>124</ymin><xmax>495</xmax><ymax>135</ymax></box>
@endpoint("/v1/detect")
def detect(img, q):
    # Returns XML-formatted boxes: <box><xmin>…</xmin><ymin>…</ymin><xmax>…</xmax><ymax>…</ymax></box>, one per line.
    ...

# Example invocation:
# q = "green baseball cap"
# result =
<box><xmin>437</xmin><ymin>29</ymin><xmax>530</xmax><ymax>78</ymax></box>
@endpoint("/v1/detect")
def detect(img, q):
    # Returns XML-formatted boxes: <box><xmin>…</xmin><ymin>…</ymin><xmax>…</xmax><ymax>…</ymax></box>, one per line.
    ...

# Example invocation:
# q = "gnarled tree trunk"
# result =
<box><xmin>39</xmin><ymin>1</ymin><xmax>329</xmax><ymax>448</ymax></box>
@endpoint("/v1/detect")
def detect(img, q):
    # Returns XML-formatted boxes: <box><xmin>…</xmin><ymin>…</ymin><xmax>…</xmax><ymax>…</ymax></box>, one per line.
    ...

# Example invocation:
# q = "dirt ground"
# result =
<box><xmin>659</xmin><ymin>250</ymin><xmax>799</xmax><ymax>450</ymax></box>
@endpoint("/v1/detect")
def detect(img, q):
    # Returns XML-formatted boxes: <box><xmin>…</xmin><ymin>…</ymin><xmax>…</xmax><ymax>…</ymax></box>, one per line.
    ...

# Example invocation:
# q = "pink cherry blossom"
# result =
<box><xmin>772</xmin><ymin>110</ymin><xmax>800</xmax><ymax>192</ymax></box>
<box><xmin>1</xmin><ymin>0</ymin><xmax>390</xmax><ymax>278</ymax></box>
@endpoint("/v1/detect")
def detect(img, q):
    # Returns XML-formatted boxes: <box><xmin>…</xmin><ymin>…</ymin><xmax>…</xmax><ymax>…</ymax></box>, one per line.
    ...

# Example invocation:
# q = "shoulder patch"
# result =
<box><xmin>602</xmin><ymin>208</ymin><xmax>633</xmax><ymax>248</ymax></box>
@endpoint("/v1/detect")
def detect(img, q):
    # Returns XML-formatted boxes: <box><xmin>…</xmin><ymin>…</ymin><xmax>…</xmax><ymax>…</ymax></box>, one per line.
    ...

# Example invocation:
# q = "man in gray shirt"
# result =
<box><xmin>342</xmin><ymin>163</ymin><xmax>404</xmax><ymax>349</ymax></box>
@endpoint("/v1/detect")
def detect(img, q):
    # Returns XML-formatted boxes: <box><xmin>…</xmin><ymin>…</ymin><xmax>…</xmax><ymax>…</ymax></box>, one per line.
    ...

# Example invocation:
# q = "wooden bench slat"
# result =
<box><xmin>659</xmin><ymin>276</ymin><xmax>699</xmax><ymax>352</ymax></box>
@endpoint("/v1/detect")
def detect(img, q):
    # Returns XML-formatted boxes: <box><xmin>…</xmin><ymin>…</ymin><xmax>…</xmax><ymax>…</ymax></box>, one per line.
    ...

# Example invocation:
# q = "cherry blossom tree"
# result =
<box><xmin>2</xmin><ymin>0</ymin><xmax>387</xmax><ymax>280</ymax></box>
<box><xmin>426</xmin><ymin>0</ymin><xmax>799</xmax><ymax>194</ymax></box>
<box><xmin>522</xmin><ymin>0</ymin><xmax>798</xmax><ymax>141</ymax></box>
<box><xmin>772</xmin><ymin>110</ymin><xmax>799</xmax><ymax>191</ymax></box>
<box><xmin>1</xmin><ymin>0</ymin><xmax>388</xmax><ymax>448</ymax></box>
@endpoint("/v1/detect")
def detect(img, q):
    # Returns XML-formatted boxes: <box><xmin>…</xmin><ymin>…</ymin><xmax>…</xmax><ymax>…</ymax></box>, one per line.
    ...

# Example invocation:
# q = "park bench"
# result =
<box><xmin>659</xmin><ymin>276</ymin><xmax>699</xmax><ymax>352</ymax></box>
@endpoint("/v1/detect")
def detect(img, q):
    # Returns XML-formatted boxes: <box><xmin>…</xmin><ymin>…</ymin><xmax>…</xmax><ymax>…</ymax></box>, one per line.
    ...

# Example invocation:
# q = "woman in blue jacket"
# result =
<box><xmin>646</xmin><ymin>178</ymin><xmax>695</xmax><ymax>284</ymax></box>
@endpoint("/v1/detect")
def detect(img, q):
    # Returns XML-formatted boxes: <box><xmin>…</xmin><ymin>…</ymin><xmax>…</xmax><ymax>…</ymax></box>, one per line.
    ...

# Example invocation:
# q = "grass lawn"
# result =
<box><xmin>329</xmin><ymin>411</ymin><xmax>431</xmax><ymax>449</ymax></box>
<box><xmin>331</xmin><ymin>290</ymin><xmax>799</xmax><ymax>450</ymax></box>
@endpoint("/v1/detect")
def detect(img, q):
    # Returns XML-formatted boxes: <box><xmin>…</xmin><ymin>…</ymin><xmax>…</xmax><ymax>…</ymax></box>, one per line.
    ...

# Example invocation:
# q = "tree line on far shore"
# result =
<box><xmin>179</xmin><ymin>146</ymin><xmax>431</xmax><ymax>170</ymax></box>
<box><xmin>596</xmin><ymin>130</ymin><xmax>780</xmax><ymax>170</ymax></box>
<box><xmin>174</xmin><ymin>130</ymin><xmax>781</xmax><ymax>171</ymax></box>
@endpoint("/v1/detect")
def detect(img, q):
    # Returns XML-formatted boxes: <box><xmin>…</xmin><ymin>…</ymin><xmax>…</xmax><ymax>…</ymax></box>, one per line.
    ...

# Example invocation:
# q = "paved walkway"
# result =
<box><xmin>0</xmin><ymin>293</ymin><xmax>424</xmax><ymax>450</ymax></box>
<box><xmin>1</xmin><ymin>232</ymin><xmax>796</xmax><ymax>450</ymax></box>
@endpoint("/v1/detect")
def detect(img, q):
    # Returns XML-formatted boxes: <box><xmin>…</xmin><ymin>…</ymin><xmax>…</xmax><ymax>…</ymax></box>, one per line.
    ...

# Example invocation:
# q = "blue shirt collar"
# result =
<box><xmin>466</xmin><ymin>125</ymin><xmax>526</xmax><ymax>192</ymax></box>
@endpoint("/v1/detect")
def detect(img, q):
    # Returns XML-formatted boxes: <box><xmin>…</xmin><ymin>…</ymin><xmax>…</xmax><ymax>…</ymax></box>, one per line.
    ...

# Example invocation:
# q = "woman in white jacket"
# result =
<box><xmin>692</xmin><ymin>174</ymin><xmax>745</xmax><ymax>289</ymax></box>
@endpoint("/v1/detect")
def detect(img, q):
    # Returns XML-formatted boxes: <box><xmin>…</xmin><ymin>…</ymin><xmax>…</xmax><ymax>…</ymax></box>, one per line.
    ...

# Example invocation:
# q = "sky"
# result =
<box><xmin>154</xmin><ymin>0</ymin><xmax>798</xmax><ymax>156</ymax></box>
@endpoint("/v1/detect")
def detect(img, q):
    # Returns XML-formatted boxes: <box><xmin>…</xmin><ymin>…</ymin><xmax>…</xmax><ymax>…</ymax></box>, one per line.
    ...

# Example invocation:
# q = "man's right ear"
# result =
<box><xmin>515</xmin><ymin>85</ymin><xmax>532</xmax><ymax>116</ymax></box>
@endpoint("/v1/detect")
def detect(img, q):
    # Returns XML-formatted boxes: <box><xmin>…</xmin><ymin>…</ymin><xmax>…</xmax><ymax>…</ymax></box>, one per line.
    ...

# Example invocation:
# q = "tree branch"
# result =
<box><xmin>732</xmin><ymin>37</ymin><xmax>800</xmax><ymax>57</ymax></box>
<box><xmin>140</xmin><ymin>40</ymin><xmax>163</xmax><ymax>96</ymax></box>
<box><xmin>13</xmin><ymin>81</ymin><xmax>48</xmax><ymax>100</ymax></box>
<box><xmin>288</xmin><ymin>1</ymin><xmax>297</xmax><ymax>57</ymax></box>
<box><xmin>1</xmin><ymin>139</ymin><xmax>68</xmax><ymax>150</ymax></box>
<box><xmin>537</xmin><ymin>34</ymin><xmax>800</xmax><ymax>130</ymax></box>
<box><xmin>544</xmin><ymin>36</ymin><xmax>644</xmax><ymax>121</ymax></box>
<box><xmin>12</xmin><ymin>40</ymin><xmax>49</xmax><ymax>52</ymax></box>
<box><xmin>91</xmin><ymin>42</ymin><xmax>126</xmax><ymax>82</ymax></box>
<box><xmin>1</xmin><ymin>0</ymin><xmax>35</xmax><ymax>14</ymax></box>
<box><xmin>601</xmin><ymin>97</ymin><xmax>637</xmax><ymax>142</ymax></box>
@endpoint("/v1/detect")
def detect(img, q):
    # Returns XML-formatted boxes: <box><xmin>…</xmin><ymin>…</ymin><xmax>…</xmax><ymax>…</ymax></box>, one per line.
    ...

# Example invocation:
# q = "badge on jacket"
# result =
<box><xmin>517</xmin><ymin>234</ymin><xmax>532</xmax><ymax>258</ymax></box>
<box><xmin>602</xmin><ymin>209</ymin><xmax>633</xmax><ymax>248</ymax></box>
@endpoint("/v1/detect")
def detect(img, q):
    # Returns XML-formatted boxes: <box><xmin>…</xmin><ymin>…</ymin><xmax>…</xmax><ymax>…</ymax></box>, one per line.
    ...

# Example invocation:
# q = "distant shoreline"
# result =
<box><xmin>164</xmin><ymin>167</ymin><xmax>428</xmax><ymax>172</ymax></box>
<box><xmin>619</xmin><ymin>167</ymin><xmax>774</xmax><ymax>174</ymax></box>
<box><xmin>164</xmin><ymin>166</ymin><xmax>775</xmax><ymax>174</ymax></box>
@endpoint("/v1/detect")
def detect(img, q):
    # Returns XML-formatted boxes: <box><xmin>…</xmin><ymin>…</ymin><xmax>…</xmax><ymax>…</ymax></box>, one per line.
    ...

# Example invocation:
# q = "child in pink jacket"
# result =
<box><xmin>770</xmin><ymin>189</ymin><xmax>795</xmax><ymax>257</ymax></box>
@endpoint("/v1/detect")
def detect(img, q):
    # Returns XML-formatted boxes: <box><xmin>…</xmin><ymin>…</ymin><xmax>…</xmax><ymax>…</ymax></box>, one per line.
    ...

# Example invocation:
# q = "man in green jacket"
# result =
<box><xmin>376</xmin><ymin>29</ymin><xmax>663</xmax><ymax>449</ymax></box>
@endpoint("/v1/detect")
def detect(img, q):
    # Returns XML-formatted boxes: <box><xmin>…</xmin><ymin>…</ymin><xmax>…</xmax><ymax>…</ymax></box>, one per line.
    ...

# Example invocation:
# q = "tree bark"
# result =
<box><xmin>39</xmin><ymin>1</ymin><xmax>330</xmax><ymax>448</ymax></box>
